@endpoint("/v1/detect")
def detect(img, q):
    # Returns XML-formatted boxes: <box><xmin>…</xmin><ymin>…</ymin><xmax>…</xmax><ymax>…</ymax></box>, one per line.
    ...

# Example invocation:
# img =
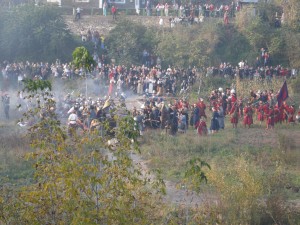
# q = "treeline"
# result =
<box><xmin>106</xmin><ymin>1</ymin><xmax>300</xmax><ymax>69</ymax></box>
<box><xmin>0</xmin><ymin>4</ymin><xmax>78</xmax><ymax>62</ymax></box>
<box><xmin>0</xmin><ymin>1</ymin><xmax>299</xmax><ymax>68</ymax></box>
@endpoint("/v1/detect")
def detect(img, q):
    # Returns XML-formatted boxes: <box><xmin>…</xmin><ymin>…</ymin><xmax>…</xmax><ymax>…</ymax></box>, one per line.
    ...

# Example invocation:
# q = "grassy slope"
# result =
<box><xmin>140</xmin><ymin>119</ymin><xmax>300</xmax><ymax>199</ymax></box>
<box><xmin>0</xmin><ymin>122</ymin><xmax>34</xmax><ymax>185</ymax></box>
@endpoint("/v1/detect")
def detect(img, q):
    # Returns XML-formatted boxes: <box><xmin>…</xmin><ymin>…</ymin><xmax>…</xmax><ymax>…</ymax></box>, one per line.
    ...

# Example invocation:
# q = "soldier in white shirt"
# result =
<box><xmin>68</xmin><ymin>110</ymin><xmax>79</xmax><ymax>136</ymax></box>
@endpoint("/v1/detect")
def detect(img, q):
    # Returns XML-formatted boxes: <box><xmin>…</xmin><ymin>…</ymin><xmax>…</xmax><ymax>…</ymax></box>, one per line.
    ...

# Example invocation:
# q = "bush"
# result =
<box><xmin>290</xmin><ymin>76</ymin><xmax>300</xmax><ymax>94</ymax></box>
<box><xmin>202</xmin><ymin>75</ymin><xmax>233</xmax><ymax>94</ymax></box>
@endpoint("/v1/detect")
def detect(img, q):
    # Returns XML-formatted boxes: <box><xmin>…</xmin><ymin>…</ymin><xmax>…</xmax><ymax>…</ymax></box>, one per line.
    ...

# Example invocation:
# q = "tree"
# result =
<box><xmin>0</xmin><ymin>4</ymin><xmax>77</xmax><ymax>62</ymax></box>
<box><xmin>276</xmin><ymin>0</ymin><xmax>300</xmax><ymax>31</ymax></box>
<box><xmin>72</xmin><ymin>46</ymin><xmax>96</xmax><ymax>73</ymax></box>
<box><xmin>0</xmin><ymin>79</ymin><xmax>166</xmax><ymax>224</ymax></box>
<box><xmin>184</xmin><ymin>158</ymin><xmax>211</xmax><ymax>193</ymax></box>
<box><xmin>156</xmin><ymin>25</ymin><xmax>216</xmax><ymax>68</ymax></box>
<box><xmin>72</xmin><ymin>46</ymin><xmax>96</xmax><ymax>97</ymax></box>
<box><xmin>277</xmin><ymin>0</ymin><xmax>300</xmax><ymax>68</ymax></box>
<box><xmin>105</xmin><ymin>19</ymin><xmax>157</xmax><ymax>66</ymax></box>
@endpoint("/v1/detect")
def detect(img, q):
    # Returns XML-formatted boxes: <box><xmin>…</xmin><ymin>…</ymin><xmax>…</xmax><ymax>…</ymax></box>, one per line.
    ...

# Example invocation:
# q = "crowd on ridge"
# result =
<box><xmin>206</xmin><ymin>48</ymin><xmax>298</xmax><ymax>79</ymax></box>
<box><xmin>0</xmin><ymin>61</ymin><xmax>197</xmax><ymax>97</ymax></box>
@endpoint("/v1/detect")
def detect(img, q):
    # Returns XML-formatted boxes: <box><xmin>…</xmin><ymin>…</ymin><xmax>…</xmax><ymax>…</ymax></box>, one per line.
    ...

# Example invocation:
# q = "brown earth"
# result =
<box><xmin>64</xmin><ymin>15</ymin><xmax>169</xmax><ymax>37</ymax></box>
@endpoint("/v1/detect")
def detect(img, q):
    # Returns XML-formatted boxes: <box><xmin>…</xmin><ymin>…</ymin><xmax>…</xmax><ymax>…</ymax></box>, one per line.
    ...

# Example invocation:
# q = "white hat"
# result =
<box><xmin>230</xmin><ymin>89</ymin><xmax>235</xmax><ymax>94</ymax></box>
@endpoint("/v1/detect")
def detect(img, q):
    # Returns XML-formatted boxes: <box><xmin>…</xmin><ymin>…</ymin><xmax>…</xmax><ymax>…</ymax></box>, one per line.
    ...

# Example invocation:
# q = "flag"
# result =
<box><xmin>277</xmin><ymin>81</ymin><xmax>288</xmax><ymax>107</ymax></box>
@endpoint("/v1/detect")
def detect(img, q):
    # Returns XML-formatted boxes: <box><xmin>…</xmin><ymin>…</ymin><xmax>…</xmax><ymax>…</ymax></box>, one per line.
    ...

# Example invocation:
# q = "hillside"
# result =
<box><xmin>64</xmin><ymin>15</ymin><xmax>170</xmax><ymax>36</ymax></box>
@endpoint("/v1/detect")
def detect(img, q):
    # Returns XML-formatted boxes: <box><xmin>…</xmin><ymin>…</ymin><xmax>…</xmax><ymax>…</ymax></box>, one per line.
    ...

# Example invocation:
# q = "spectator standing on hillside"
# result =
<box><xmin>146</xmin><ymin>0</ymin><xmax>151</xmax><ymax>16</ymax></box>
<box><xmin>224</xmin><ymin>10</ymin><xmax>229</xmax><ymax>25</ymax></box>
<box><xmin>111</xmin><ymin>5</ymin><xmax>117</xmax><ymax>20</ymax></box>
<box><xmin>103</xmin><ymin>1</ymin><xmax>107</xmax><ymax>16</ymax></box>
<box><xmin>164</xmin><ymin>2</ymin><xmax>169</xmax><ymax>17</ymax></box>
<box><xmin>179</xmin><ymin>4</ymin><xmax>184</xmax><ymax>17</ymax></box>
<box><xmin>173</xmin><ymin>3</ymin><xmax>179</xmax><ymax>17</ymax></box>
<box><xmin>156</xmin><ymin>3</ymin><xmax>161</xmax><ymax>16</ymax></box>
<box><xmin>75</xmin><ymin>7</ymin><xmax>82</xmax><ymax>20</ymax></box>
<box><xmin>2</xmin><ymin>93</ymin><xmax>10</xmax><ymax>119</ymax></box>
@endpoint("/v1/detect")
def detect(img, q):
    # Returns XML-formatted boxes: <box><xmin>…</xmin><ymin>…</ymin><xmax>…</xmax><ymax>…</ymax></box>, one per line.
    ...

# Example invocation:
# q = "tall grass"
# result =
<box><xmin>139</xmin><ymin>122</ymin><xmax>300</xmax><ymax>223</ymax></box>
<box><xmin>0</xmin><ymin>125</ymin><xmax>33</xmax><ymax>185</ymax></box>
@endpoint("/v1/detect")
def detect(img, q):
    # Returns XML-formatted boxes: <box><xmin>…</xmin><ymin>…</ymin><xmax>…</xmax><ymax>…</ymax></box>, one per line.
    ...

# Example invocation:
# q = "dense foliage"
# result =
<box><xmin>105</xmin><ymin>20</ymin><xmax>157</xmax><ymax>66</ymax></box>
<box><xmin>0</xmin><ymin>4</ymin><xmax>77</xmax><ymax>62</ymax></box>
<box><xmin>0</xmin><ymin>80</ymin><xmax>167</xmax><ymax>224</ymax></box>
<box><xmin>105</xmin><ymin>2</ymin><xmax>300</xmax><ymax>69</ymax></box>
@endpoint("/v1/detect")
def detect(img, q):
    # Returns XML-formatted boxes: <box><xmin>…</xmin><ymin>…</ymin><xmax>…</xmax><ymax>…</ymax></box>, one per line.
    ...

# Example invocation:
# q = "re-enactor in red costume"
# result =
<box><xmin>256</xmin><ymin>101</ymin><xmax>264</xmax><ymax>124</ymax></box>
<box><xmin>196</xmin><ymin>119</ymin><xmax>207</xmax><ymax>136</ymax></box>
<box><xmin>287</xmin><ymin>104</ymin><xmax>295</xmax><ymax>123</ymax></box>
<box><xmin>197</xmin><ymin>98</ymin><xmax>207</xmax><ymax>119</ymax></box>
<box><xmin>266</xmin><ymin>106</ymin><xmax>275</xmax><ymax>130</ymax></box>
<box><xmin>230</xmin><ymin>102</ymin><xmax>239</xmax><ymax>128</ymax></box>
<box><xmin>243</xmin><ymin>103</ymin><xmax>253</xmax><ymax>128</ymax></box>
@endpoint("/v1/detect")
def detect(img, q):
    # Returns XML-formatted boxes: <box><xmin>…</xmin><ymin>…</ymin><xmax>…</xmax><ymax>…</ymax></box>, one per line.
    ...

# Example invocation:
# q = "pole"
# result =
<box><xmin>86</xmin><ymin>74</ymin><xmax>88</xmax><ymax>98</ymax></box>
<box><xmin>197</xmin><ymin>72</ymin><xmax>202</xmax><ymax>96</ymax></box>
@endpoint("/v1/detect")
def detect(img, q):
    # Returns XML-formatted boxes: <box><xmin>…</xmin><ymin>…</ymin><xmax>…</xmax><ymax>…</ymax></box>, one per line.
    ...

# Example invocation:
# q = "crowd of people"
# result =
<box><xmin>205</xmin><ymin>62</ymin><xmax>296</xmax><ymax>80</ymax></box>
<box><xmin>0</xmin><ymin>60</ymin><xmax>198</xmax><ymax>97</ymax></box>
<box><xmin>131</xmin><ymin>86</ymin><xmax>300</xmax><ymax>136</ymax></box>
<box><xmin>206</xmin><ymin>48</ymin><xmax>298</xmax><ymax>79</ymax></box>
<box><xmin>147</xmin><ymin>0</ymin><xmax>240</xmax><ymax>27</ymax></box>
<box><xmin>146</xmin><ymin>0</ymin><xmax>240</xmax><ymax>19</ymax></box>
<box><xmin>99</xmin><ymin>0</ymin><xmax>241</xmax><ymax>26</ymax></box>
<box><xmin>0</xmin><ymin>61</ymin><xmax>199</xmax><ymax>137</ymax></box>
<box><xmin>1</xmin><ymin>57</ymin><xmax>299</xmax><ymax>138</ymax></box>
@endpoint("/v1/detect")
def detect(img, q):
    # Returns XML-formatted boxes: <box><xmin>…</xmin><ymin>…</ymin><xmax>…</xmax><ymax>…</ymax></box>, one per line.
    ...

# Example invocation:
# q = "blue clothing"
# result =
<box><xmin>210</xmin><ymin>111</ymin><xmax>220</xmax><ymax>131</ymax></box>
<box><xmin>193</xmin><ymin>106</ymin><xmax>200</xmax><ymax>126</ymax></box>
<box><xmin>217</xmin><ymin>108</ymin><xmax>225</xmax><ymax>129</ymax></box>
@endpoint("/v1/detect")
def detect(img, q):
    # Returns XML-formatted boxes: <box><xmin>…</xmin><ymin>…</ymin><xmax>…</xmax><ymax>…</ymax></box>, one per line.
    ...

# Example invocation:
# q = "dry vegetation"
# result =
<box><xmin>139</xmin><ymin>107</ymin><xmax>300</xmax><ymax>223</ymax></box>
<box><xmin>0</xmin><ymin>77</ymin><xmax>299</xmax><ymax>223</ymax></box>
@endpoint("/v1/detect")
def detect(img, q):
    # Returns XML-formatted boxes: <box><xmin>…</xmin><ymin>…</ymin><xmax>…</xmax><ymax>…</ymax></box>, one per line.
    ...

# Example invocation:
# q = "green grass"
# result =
<box><xmin>0</xmin><ymin>125</ymin><xmax>34</xmax><ymax>186</ymax></box>
<box><xmin>140</xmin><ymin>120</ymin><xmax>300</xmax><ymax>196</ymax></box>
<box><xmin>139</xmin><ymin>121</ymin><xmax>300</xmax><ymax>224</ymax></box>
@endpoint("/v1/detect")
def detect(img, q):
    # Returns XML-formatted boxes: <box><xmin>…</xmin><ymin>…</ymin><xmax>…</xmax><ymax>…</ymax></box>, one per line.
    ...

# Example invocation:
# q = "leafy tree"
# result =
<box><xmin>156</xmin><ymin>24</ymin><xmax>217</xmax><ymax>68</ymax></box>
<box><xmin>0</xmin><ymin>4</ymin><xmax>77</xmax><ymax>62</ymax></box>
<box><xmin>184</xmin><ymin>158</ymin><xmax>211</xmax><ymax>193</ymax></box>
<box><xmin>155</xmin><ymin>29</ymin><xmax>187</xmax><ymax>68</ymax></box>
<box><xmin>105</xmin><ymin>19</ymin><xmax>157</xmax><ymax>66</ymax></box>
<box><xmin>72</xmin><ymin>46</ymin><xmax>96</xmax><ymax>73</ymax></box>
<box><xmin>276</xmin><ymin>0</ymin><xmax>300</xmax><ymax>31</ymax></box>
<box><xmin>273</xmin><ymin>0</ymin><xmax>300</xmax><ymax>68</ymax></box>
<box><xmin>283</xmin><ymin>30</ymin><xmax>300</xmax><ymax>68</ymax></box>
<box><xmin>0</xmin><ymin>79</ymin><xmax>166</xmax><ymax>224</ymax></box>
<box><xmin>72</xmin><ymin>46</ymin><xmax>96</xmax><ymax>97</ymax></box>
<box><xmin>214</xmin><ymin>24</ymin><xmax>254</xmax><ymax>65</ymax></box>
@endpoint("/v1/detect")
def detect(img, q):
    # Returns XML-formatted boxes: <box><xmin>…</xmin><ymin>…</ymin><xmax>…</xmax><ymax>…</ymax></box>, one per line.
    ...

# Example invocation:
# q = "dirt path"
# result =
<box><xmin>125</xmin><ymin>95</ymin><xmax>213</xmax><ymax>206</ymax></box>
<box><xmin>130</xmin><ymin>151</ymin><xmax>213</xmax><ymax>206</ymax></box>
